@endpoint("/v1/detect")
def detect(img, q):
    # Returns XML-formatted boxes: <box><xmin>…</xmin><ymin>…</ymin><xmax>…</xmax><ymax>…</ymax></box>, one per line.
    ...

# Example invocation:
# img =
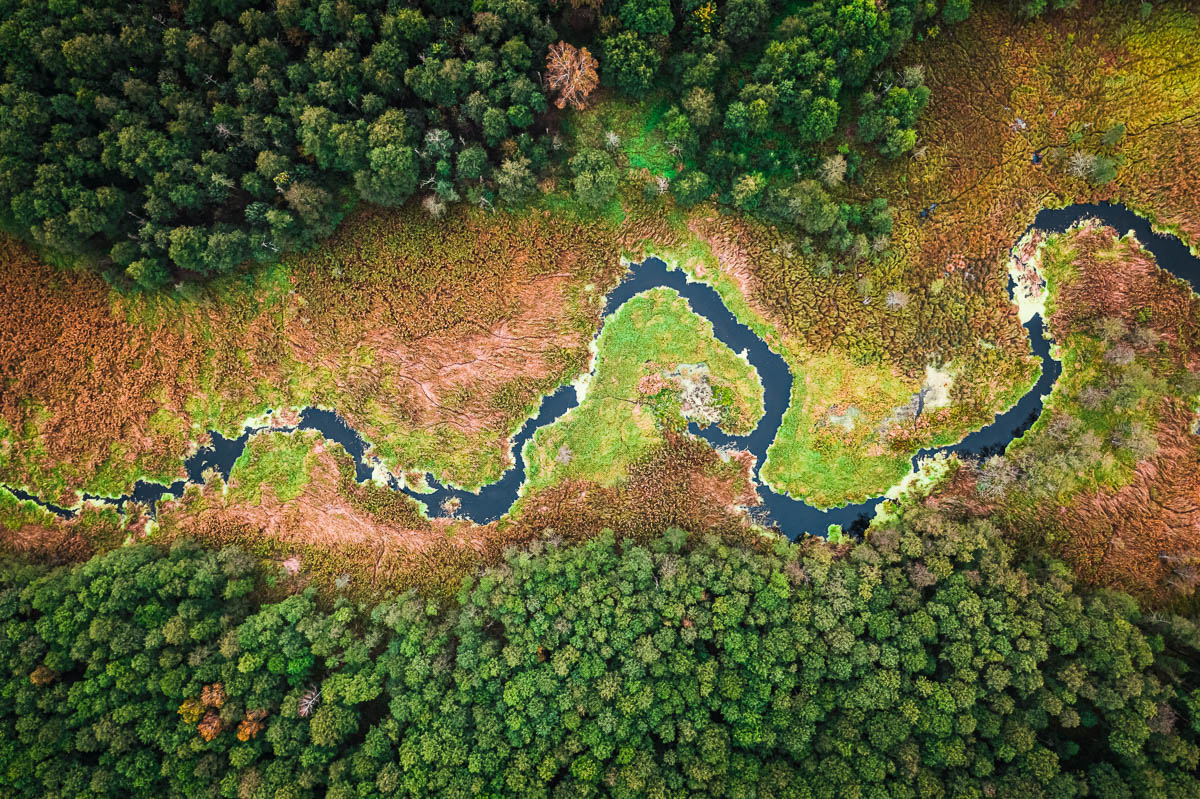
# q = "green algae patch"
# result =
<box><xmin>227</xmin><ymin>430</ymin><xmax>323</xmax><ymax>506</ymax></box>
<box><xmin>523</xmin><ymin>288</ymin><xmax>763</xmax><ymax>491</ymax></box>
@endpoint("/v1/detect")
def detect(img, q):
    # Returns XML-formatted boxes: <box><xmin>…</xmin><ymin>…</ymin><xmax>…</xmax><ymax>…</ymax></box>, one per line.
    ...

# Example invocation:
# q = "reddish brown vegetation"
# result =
<box><xmin>930</xmin><ymin>225</ymin><xmax>1200</xmax><ymax>603</ymax></box>
<box><xmin>546</xmin><ymin>42</ymin><xmax>598</xmax><ymax>111</ymax></box>
<box><xmin>237</xmin><ymin>709</ymin><xmax>269</xmax><ymax>742</ymax></box>
<box><xmin>197</xmin><ymin>710</ymin><xmax>223</xmax><ymax>742</ymax></box>
<box><xmin>3</xmin><ymin>522</ymin><xmax>94</xmax><ymax>564</ymax></box>
<box><xmin>502</xmin><ymin>433</ymin><xmax>759</xmax><ymax>548</ymax></box>
<box><xmin>201</xmin><ymin>683</ymin><xmax>227</xmax><ymax>709</ymax></box>
<box><xmin>155</xmin><ymin>441</ymin><xmax>488</xmax><ymax>593</ymax></box>
<box><xmin>1050</xmin><ymin>224</ymin><xmax>1200</xmax><ymax>364</ymax></box>
<box><xmin>0</xmin><ymin>202</ymin><xmax>626</xmax><ymax>500</ymax></box>
<box><xmin>1041</xmin><ymin>226</ymin><xmax>1199</xmax><ymax>601</ymax></box>
<box><xmin>0</xmin><ymin>238</ymin><xmax>201</xmax><ymax>501</ymax></box>
<box><xmin>0</xmin><ymin>503</ymin><xmax>129</xmax><ymax>565</ymax></box>
<box><xmin>1054</xmin><ymin>401</ymin><xmax>1200</xmax><ymax>600</ymax></box>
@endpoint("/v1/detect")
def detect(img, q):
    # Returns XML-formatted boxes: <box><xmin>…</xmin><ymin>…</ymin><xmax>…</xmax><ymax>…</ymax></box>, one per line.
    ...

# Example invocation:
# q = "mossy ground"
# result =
<box><xmin>0</xmin><ymin>488</ymin><xmax>56</xmax><ymax>532</ymax></box>
<box><xmin>227</xmin><ymin>430</ymin><xmax>323</xmax><ymax>506</ymax></box>
<box><xmin>560</xmin><ymin>95</ymin><xmax>686</xmax><ymax>179</ymax></box>
<box><xmin>523</xmin><ymin>287</ymin><xmax>763</xmax><ymax>492</ymax></box>
<box><xmin>760</xmin><ymin>351</ymin><xmax>919</xmax><ymax>507</ymax></box>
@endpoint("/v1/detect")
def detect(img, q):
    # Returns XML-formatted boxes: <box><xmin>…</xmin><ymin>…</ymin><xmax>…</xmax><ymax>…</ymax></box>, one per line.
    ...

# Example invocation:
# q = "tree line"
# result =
<box><xmin>1</xmin><ymin>505</ymin><xmax>1197</xmax><ymax>797</ymax></box>
<box><xmin>0</xmin><ymin>0</ymin><xmax>1090</xmax><ymax>288</ymax></box>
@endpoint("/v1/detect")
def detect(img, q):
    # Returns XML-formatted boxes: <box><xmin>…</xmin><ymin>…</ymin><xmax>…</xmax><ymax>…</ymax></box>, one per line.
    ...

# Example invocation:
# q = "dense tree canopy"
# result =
<box><xmin>1</xmin><ymin>507</ymin><xmax>1198</xmax><ymax>797</ymax></box>
<box><xmin>0</xmin><ymin>0</ymin><xmax>556</xmax><ymax>287</ymax></box>
<box><xmin>0</xmin><ymin>0</ymin><xmax>1119</xmax><ymax>285</ymax></box>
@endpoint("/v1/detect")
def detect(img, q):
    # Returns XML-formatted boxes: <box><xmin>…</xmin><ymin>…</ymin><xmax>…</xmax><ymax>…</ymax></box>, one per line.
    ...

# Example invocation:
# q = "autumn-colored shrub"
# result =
<box><xmin>237</xmin><ymin>709</ymin><xmax>269</xmax><ymax>742</ymax></box>
<box><xmin>201</xmin><ymin>683</ymin><xmax>226</xmax><ymax>709</ymax></box>
<box><xmin>197</xmin><ymin>710</ymin><xmax>223</xmax><ymax>742</ymax></box>
<box><xmin>178</xmin><ymin>697</ymin><xmax>204</xmax><ymax>725</ymax></box>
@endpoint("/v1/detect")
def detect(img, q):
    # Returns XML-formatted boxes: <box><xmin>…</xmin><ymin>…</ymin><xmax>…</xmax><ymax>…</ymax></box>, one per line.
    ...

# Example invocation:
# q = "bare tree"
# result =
<box><xmin>818</xmin><ymin>154</ymin><xmax>847</xmax><ymax>187</ymax></box>
<box><xmin>422</xmin><ymin>194</ymin><xmax>447</xmax><ymax>218</ymax></box>
<box><xmin>1104</xmin><ymin>342</ymin><xmax>1136</xmax><ymax>366</ymax></box>
<box><xmin>901</xmin><ymin>64</ymin><xmax>925</xmax><ymax>88</ymax></box>
<box><xmin>1095</xmin><ymin>316</ymin><xmax>1128</xmax><ymax>342</ymax></box>
<box><xmin>298</xmin><ymin>686</ymin><xmax>322</xmax><ymax>718</ymax></box>
<box><xmin>977</xmin><ymin>455</ymin><xmax>1018</xmax><ymax>498</ymax></box>
<box><xmin>1065</xmin><ymin>151</ymin><xmax>1098</xmax><ymax>178</ymax></box>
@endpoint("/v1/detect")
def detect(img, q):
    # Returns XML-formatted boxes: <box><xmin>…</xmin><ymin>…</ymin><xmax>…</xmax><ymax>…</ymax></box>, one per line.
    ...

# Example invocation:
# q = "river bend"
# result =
<box><xmin>5</xmin><ymin>203</ymin><xmax>1198</xmax><ymax>538</ymax></box>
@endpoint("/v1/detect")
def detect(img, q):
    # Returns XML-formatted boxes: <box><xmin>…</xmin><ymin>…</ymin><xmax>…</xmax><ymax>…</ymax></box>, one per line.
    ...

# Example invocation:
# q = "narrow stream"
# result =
<box><xmin>5</xmin><ymin>203</ymin><xmax>1198</xmax><ymax>538</ymax></box>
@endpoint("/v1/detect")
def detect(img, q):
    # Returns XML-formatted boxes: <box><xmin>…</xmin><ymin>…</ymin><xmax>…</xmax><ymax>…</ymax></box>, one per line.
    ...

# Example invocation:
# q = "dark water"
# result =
<box><xmin>5</xmin><ymin>203</ymin><xmax>1197</xmax><ymax>537</ymax></box>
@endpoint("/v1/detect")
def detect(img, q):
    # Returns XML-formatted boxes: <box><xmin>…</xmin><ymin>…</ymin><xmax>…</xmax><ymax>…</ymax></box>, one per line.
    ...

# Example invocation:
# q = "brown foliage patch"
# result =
<box><xmin>197</xmin><ymin>710</ymin><xmax>222</xmax><ymax>742</ymax></box>
<box><xmin>201</xmin><ymin>683</ymin><xmax>226</xmax><ymax>709</ymax></box>
<box><xmin>499</xmin><ymin>434</ymin><xmax>759</xmax><ymax>548</ymax></box>
<box><xmin>921</xmin><ymin>463</ymin><xmax>998</xmax><ymax>520</ymax></box>
<box><xmin>2</xmin><ymin>522</ymin><xmax>95</xmax><ymax>564</ymax></box>
<box><xmin>0</xmin><ymin>201</ymin><xmax>625</xmax><ymax>499</ymax></box>
<box><xmin>0</xmin><ymin>238</ymin><xmax>201</xmax><ymax>502</ymax></box>
<box><xmin>546</xmin><ymin>42</ymin><xmax>599</xmax><ymax>111</ymax></box>
<box><xmin>1049</xmin><ymin>223</ymin><xmax>1200</xmax><ymax>369</ymax></box>
<box><xmin>1051</xmin><ymin>400</ymin><xmax>1200</xmax><ymax>600</ymax></box>
<box><xmin>237</xmin><ymin>709</ymin><xmax>268</xmax><ymax>742</ymax></box>
<box><xmin>1036</xmin><ymin>225</ymin><xmax>1200</xmax><ymax>601</ymax></box>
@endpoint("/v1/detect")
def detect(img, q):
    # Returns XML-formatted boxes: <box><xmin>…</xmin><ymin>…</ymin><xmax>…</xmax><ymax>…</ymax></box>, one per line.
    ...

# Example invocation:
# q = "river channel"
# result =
<box><xmin>6</xmin><ymin>203</ymin><xmax>1199</xmax><ymax>538</ymax></box>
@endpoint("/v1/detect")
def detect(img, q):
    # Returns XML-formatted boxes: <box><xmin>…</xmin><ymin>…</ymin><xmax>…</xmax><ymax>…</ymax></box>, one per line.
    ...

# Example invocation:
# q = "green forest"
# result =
<box><xmin>0</xmin><ymin>0</ymin><xmax>1082</xmax><ymax>287</ymax></box>
<box><xmin>2</xmin><ymin>504</ymin><xmax>1198</xmax><ymax>797</ymax></box>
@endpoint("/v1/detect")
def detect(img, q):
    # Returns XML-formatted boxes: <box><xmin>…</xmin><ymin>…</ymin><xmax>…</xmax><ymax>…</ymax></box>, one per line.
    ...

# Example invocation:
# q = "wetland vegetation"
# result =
<box><xmin>523</xmin><ymin>287</ymin><xmax>764</xmax><ymax>492</ymax></box>
<box><xmin>1</xmin><ymin>0</ymin><xmax>1200</xmax><ymax>795</ymax></box>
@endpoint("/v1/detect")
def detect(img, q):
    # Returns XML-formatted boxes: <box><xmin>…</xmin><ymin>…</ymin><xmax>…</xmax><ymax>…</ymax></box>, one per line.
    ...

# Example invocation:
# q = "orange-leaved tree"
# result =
<box><xmin>546</xmin><ymin>42</ymin><xmax>599</xmax><ymax>111</ymax></box>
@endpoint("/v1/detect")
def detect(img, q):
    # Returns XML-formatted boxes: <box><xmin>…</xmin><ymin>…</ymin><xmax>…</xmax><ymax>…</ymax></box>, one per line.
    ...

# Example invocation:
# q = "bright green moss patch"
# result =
<box><xmin>761</xmin><ymin>350</ymin><xmax>919</xmax><ymax>507</ymax></box>
<box><xmin>227</xmin><ymin>430</ymin><xmax>323</xmax><ymax>505</ymax></box>
<box><xmin>0</xmin><ymin>487</ymin><xmax>56</xmax><ymax>531</ymax></box>
<box><xmin>524</xmin><ymin>288</ymin><xmax>763</xmax><ymax>491</ymax></box>
<box><xmin>562</xmin><ymin>97</ymin><xmax>683</xmax><ymax>179</ymax></box>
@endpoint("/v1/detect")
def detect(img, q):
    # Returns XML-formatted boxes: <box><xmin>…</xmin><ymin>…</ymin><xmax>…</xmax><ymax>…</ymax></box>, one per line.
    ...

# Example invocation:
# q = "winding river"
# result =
<box><xmin>6</xmin><ymin>203</ymin><xmax>1199</xmax><ymax>538</ymax></box>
